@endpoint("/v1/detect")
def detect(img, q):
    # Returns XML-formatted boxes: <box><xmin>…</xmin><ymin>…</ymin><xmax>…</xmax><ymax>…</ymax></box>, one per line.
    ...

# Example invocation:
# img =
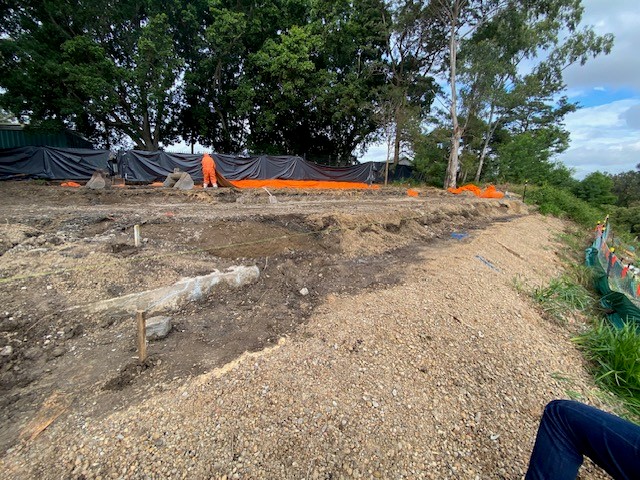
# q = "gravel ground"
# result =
<box><xmin>1</xmin><ymin>213</ymin><xmax>612</xmax><ymax>479</ymax></box>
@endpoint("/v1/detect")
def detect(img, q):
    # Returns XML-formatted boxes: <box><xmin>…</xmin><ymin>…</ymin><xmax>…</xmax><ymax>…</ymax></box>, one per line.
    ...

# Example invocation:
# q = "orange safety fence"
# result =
<box><xmin>447</xmin><ymin>184</ymin><xmax>504</xmax><ymax>199</ymax></box>
<box><xmin>228</xmin><ymin>179</ymin><xmax>379</xmax><ymax>190</ymax></box>
<box><xmin>407</xmin><ymin>189</ymin><xmax>419</xmax><ymax>197</ymax></box>
<box><xmin>60</xmin><ymin>181</ymin><xmax>81</xmax><ymax>188</ymax></box>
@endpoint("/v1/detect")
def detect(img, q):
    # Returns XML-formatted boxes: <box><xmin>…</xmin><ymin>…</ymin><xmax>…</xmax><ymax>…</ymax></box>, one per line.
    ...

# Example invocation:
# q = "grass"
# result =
<box><xmin>573</xmin><ymin>321</ymin><xmax>640</xmax><ymax>421</ymax></box>
<box><xmin>532</xmin><ymin>274</ymin><xmax>596</xmax><ymax>324</ymax></box>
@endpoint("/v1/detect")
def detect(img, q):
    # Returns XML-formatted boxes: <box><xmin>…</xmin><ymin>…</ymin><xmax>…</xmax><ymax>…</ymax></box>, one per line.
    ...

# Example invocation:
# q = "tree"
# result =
<box><xmin>379</xmin><ymin>0</ymin><xmax>446</xmax><ymax>167</ymax></box>
<box><xmin>611</xmin><ymin>165</ymin><xmax>640</xmax><ymax>208</ymax></box>
<box><xmin>181</xmin><ymin>0</ymin><xmax>310</xmax><ymax>154</ymax></box>
<box><xmin>412</xmin><ymin>126</ymin><xmax>449</xmax><ymax>185</ymax></box>
<box><xmin>573</xmin><ymin>172</ymin><xmax>617</xmax><ymax>206</ymax></box>
<box><xmin>434</xmin><ymin>0</ymin><xmax>613</xmax><ymax>188</ymax></box>
<box><xmin>491</xmin><ymin>127</ymin><xmax>576</xmax><ymax>187</ymax></box>
<box><xmin>0</xmin><ymin>0</ymin><xmax>204</xmax><ymax>150</ymax></box>
<box><xmin>242</xmin><ymin>0</ymin><xmax>389</xmax><ymax>162</ymax></box>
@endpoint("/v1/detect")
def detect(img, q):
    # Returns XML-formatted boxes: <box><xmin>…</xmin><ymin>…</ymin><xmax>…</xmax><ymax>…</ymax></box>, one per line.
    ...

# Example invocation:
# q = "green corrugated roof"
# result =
<box><xmin>0</xmin><ymin>125</ymin><xmax>93</xmax><ymax>149</ymax></box>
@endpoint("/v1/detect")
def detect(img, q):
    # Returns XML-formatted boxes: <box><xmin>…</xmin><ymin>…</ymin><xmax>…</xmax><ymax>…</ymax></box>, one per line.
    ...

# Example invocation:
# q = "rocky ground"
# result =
<box><xmin>0</xmin><ymin>182</ymin><xmax>614</xmax><ymax>479</ymax></box>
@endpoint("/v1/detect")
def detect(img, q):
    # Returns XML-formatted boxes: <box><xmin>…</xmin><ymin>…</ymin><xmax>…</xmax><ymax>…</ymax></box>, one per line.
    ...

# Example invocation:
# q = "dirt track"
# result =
<box><xmin>0</xmin><ymin>182</ymin><xmax>611</xmax><ymax>479</ymax></box>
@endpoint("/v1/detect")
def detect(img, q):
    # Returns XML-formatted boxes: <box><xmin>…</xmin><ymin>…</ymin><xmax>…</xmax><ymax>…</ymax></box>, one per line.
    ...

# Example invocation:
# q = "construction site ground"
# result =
<box><xmin>0</xmin><ymin>182</ymin><xmax>612</xmax><ymax>479</ymax></box>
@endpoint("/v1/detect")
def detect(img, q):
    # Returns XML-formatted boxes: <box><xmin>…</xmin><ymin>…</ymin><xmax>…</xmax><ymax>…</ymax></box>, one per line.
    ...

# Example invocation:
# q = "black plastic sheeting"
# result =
<box><xmin>0</xmin><ymin>147</ymin><xmax>415</xmax><ymax>184</ymax></box>
<box><xmin>369</xmin><ymin>162</ymin><xmax>415</xmax><ymax>183</ymax></box>
<box><xmin>119</xmin><ymin>151</ymin><xmax>377</xmax><ymax>183</ymax></box>
<box><xmin>118</xmin><ymin>151</ymin><xmax>203</xmax><ymax>182</ymax></box>
<box><xmin>0</xmin><ymin>147</ymin><xmax>111</xmax><ymax>180</ymax></box>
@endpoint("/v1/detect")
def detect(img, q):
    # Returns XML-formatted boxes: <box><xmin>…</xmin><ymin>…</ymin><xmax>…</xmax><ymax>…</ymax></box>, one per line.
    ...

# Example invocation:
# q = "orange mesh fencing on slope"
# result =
<box><xmin>228</xmin><ymin>179</ymin><xmax>379</xmax><ymax>190</ymax></box>
<box><xmin>447</xmin><ymin>184</ymin><xmax>504</xmax><ymax>199</ymax></box>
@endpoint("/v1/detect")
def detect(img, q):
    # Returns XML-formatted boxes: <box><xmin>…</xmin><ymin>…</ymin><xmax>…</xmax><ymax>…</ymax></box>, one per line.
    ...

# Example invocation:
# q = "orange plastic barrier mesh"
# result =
<box><xmin>229</xmin><ymin>179</ymin><xmax>379</xmax><ymax>190</ymax></box>
<box><xmin>447</xmin><ymin>184</ymin><xmax>504</xmax><ymax>199</ymax></box>
<box><xmin>407</xmin><ymin>189</ymin><xmax>419</xmax><ymax>197</ymax></box>
<box><xmin>60</xmin><ymin>181</ymin><xmax>81</xmax><ymax>188</ymax></box>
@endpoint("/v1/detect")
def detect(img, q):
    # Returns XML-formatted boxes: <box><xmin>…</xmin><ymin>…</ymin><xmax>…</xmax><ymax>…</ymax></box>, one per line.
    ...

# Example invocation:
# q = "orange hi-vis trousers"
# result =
<box><xmin>201</xmin><ymin>153</ymin><xmax>216</xmax><ymax>186</ymax></box>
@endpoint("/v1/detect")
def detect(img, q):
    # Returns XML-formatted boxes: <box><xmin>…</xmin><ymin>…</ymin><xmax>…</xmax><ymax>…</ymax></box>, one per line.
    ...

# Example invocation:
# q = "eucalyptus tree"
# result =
<box><xmin>380</xmin><ymin>0</ymin><xmax>447</xmax><ymax>166</ymax></box>
<box><xmin>433</xmin><ymin>0</ymin><xmax>613</xmax><ymax>188</ymax></box>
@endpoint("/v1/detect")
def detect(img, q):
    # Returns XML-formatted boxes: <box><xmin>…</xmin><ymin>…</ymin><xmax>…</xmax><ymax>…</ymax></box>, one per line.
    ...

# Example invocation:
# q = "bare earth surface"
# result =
<box><xmin>0</xmin><ymin>182</ymin><xmax>613</xmax><ymax>479</ymax></box>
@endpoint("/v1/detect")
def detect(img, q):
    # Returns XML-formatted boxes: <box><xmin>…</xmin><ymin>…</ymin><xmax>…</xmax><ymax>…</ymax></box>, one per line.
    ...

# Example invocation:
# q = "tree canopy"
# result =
<box><xmin>0</xmin><ymin>0</ymin><xmax>613</xmax><ymax>176</ymax></box>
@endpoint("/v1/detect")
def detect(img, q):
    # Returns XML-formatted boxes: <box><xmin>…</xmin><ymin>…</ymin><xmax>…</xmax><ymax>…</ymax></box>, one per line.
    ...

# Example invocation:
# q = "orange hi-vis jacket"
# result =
<box><xmin>201</xmin><ymin>153</ymin><xmax>216</xmax><ymax>186</ymax></box>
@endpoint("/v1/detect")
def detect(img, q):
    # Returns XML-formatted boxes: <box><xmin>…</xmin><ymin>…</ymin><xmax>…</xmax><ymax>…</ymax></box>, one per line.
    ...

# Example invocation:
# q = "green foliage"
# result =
<box><xmin>525</xmin><ymin>185</ymin><xmax>603</xmax><ymax>226</ymax></box>
<box><xmin>611</xmin><ymin>164</ymin><xmax>640</xmax><ymax>208</ymax></box>
<box><xmin>611</xmin><ymin>206</ymin><xmax>640</xmax><ymax>237</ymax></box>
<box><xmin>490</xmin><ymin>129</ymin><xmax>575</xmax><ymax>186</ymax></box>
<box><xmin>0</xmin><ymin>0</ymin><xmax>616</xmax><ymax>167</ymax></box>
<box><xmin>532</xmin><ymin>274</ymin><xmax>596</xmax><ymax>323</ymax></box>
<box><xmin>412</xmin><ymin>128</ymin><xmax>449</xmax><ymax>186</ymax></box>
<box><xmin>573</xmin><ymin>172</ymin><xmax>617</xmax><ymax>206</ymax></box>
<box><xmin>574</xmin><ymin>321</ymin><xmax>640</xmax><ymax>420</ymax></box>
<box><xmin>439</xmin><ymin>0</ymin><xmax>613</xmax><ymax>188</ymax></box>
<box><xmin>0</xmin><ymin>0</ymin><xmax>203</xmax><ymax>149</ymax></box>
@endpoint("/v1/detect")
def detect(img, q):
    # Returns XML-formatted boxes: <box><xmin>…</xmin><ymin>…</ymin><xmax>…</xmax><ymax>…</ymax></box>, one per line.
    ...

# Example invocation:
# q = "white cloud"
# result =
<box><xmin>559</xmin><ymin>99</ymin><xmax>640</xmax><ymax>178</ymax></box>
<box><xmin>620</xmin><ymin>105</ymin><xmax>640</xmax><ymax>130</ymax></box>
<box><xmin>563</xmin><ymin>1</ymin><xmax>640</xmax><ymax>90</ymax></box>
<box><xmin>360</xmin><ymin>143</ymin><xmax>389</xmax><ymax>163</ymax></box>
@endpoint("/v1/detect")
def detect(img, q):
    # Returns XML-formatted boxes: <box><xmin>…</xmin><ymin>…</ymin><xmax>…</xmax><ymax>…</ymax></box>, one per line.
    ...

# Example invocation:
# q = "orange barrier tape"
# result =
<box><xmin>229</xmin><ymin>179</ymin><xmax>379</xmax><ymax>190</ymax></box>
<box><xmin>447</xmin><ymin>184</ymin><xmax>504</xmax><ymax>199</ymax></box>
<box><xmin>60</xmin><ymin>181</ymin><xmax>81</xmax><ymax>188</ymax></box>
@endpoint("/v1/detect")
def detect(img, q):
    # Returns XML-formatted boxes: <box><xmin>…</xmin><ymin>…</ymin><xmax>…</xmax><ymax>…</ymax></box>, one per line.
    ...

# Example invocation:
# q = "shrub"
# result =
<box><xmin>525</xmin><ymin>185</ymin><xmax>603</xmax><ymax>227</ymax></box>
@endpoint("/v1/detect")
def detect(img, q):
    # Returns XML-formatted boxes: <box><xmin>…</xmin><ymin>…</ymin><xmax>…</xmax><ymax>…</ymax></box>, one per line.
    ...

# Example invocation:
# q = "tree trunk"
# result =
<box><xmin>393</xmin><ymin>112</ymin><xmax>401</xmax><ymax>166</ymax></box>
<box><xmin>474</xmin><ymin>103</ymin><xmax>497</xmax><ymax>182</ymax></box>
<box><xmin>444</xmin><ymin>2</ymin><xmax>460</xmax><ymax>189</ymax></box>
<box><xmin>141</xmin><ymin>111</ymin><xmax>158</xmax><ymax>150</ymax></box>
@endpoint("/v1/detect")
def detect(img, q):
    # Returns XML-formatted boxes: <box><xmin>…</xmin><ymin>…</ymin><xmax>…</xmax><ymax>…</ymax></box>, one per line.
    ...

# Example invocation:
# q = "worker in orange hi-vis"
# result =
<box><xmin>201</xmin><ymin>153</ymin><xmax>217</xmax><ymax>189</ymax></box>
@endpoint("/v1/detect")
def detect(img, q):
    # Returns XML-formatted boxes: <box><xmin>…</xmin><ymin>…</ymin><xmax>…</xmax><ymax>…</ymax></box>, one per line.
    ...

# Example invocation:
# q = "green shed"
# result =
<box><xmin>0</xmin><ymin>125</ymin><xmax>93</xmax><ymax>149</ymax></box>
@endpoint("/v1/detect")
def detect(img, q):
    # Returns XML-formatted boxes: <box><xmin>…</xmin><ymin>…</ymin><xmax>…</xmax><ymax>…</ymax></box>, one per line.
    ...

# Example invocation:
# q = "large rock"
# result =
<box><xmin>86</xmin><ymin>170</ymin><xmax>111</xmax><ymax>190</ymax></box>
<box><xmin>146</xmin><ymin>316</ymin><xmax>172</xmax><ymax>340</ymax></box>
<box><xmin>68</xmin><ymin>265</ymin><xmax>260</xmax><ymax>316</ymax></box>
<box><xmin>163</xmin><ymin>170</ymin><xmax>194</xmax><ymax>190</ymax></box>
<box><xmin>173</xmin><ymin>173</ymin><xmax>194</xmax><ymax>190</ymax></box>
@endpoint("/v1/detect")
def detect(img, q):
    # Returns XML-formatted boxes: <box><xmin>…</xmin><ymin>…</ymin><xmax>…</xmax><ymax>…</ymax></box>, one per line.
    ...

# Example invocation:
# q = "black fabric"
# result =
<box><xmin>0</xmin><ymin>147</ymin><xmax>110</xmax><ymax>180</ymax></box>
<box><xmin>1</xmin><ymin>147</ymin><xmax>381</xmax><ymax>183</ymax></box>
<box><xmin>213</xmin><ymin>154</ymin><xmax>375</xmax><ymax>183</ymax></box>
<box><xmin>369</xmin><ymin>162</ymin><xmax>415</xmax><ymax>183</ymax></box>
<box><xmin>119</xmin><ymin>150</ymin><xmax>204</xmax><ymax>182</ymax></box>
<box><xmin>120</xmin><ymin>151</ymin><xmax>376</xmax><ymax>183</ymax></box>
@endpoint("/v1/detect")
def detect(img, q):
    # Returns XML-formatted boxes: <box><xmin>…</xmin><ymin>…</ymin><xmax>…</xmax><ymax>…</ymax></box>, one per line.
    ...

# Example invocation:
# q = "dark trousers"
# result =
<box><xmin>525</xmin><ymin>400</ymin><xmax>640</xmax><ymax>479</ymax></box>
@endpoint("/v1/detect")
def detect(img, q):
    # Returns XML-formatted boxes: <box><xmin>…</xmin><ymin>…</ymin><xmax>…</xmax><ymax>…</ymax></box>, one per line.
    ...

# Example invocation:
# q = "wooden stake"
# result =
<box><xmin>134</xmin><ymin>224</ymin><xmax>141</xmax><ymax>247</ymax></box>
<box><xmin>136</xmin><ymin>310</ymin><xmax>147</xmax><ymax>362</ymax></box>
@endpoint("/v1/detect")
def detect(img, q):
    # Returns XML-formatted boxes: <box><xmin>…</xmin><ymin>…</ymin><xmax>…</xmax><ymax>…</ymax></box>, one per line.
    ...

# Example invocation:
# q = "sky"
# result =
<box><xmin>361</xmin><ymin>0</ymin><xmax>640</xmax><ymax>179</ymax></box>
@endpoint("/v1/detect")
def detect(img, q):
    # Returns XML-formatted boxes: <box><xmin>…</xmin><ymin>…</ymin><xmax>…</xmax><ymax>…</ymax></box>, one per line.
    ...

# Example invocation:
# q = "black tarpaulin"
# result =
<box><xmin>119</xmin><ymin>151</ymin><xmax>203</xmax><ymax>182</ymax></box>
<box><xmin>0</xmin><ymin>147</ymin><xmax>110</xmax><ymax>180</ymax></box>
<box><xmin>121</xmin><ymin>151</ymin><xmax>376</xmax><ymax>183</ymax></box>
<box><xmin>1</xmin><ymin>147</ymin><xmax>380</xmax><ymax>184</ymax></box>
<box><xmin>211</xmin><ymin>154</ymin><xmax>373</xmax><ymax>182</ymax></box>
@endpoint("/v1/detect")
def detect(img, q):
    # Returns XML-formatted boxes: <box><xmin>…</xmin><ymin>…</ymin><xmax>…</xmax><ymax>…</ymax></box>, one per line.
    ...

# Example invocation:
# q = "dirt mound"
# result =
<box><xmin>0</xmin><ymin>182</ymin><xmax>608</xmax><ymax>479</ymax></box>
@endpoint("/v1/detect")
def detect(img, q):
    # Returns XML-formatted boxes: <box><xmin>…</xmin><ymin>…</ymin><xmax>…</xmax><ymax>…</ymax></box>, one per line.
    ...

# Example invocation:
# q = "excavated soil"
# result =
<box><xmin>0</xmin><ymin>181</ymin><xmax>612</xmax><ymax>479</ymax></box>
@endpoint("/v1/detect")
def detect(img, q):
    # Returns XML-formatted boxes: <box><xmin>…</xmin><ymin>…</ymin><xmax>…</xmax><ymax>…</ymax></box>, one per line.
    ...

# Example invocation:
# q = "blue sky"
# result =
<box><xmin>559</xmin><ymin>0</ymin><xmax>640</xmax><ymax>178</ymax></box>
<box><xmin>362</xmin><ymin>0</ymin><xmax>640</xmax><ymax>178</ymax></box>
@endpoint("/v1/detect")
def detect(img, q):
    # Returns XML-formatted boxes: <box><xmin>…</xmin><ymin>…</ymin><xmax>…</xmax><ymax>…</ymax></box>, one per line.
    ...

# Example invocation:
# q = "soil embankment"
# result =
<box><xmin>0</xmin><ymin>182</ymin><xmax>608</xmax><ymax>478</ymax></box>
